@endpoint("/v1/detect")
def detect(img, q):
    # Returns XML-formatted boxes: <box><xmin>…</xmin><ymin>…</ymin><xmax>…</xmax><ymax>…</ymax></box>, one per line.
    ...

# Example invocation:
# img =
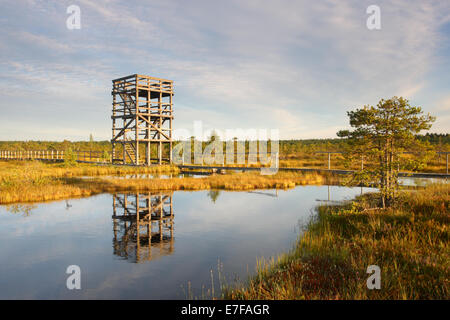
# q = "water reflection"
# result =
<box><xmin>207</xmin><ymin>190</ymin><xmax>221</xmax><ymax>203</ymax></box>
<box><xmin>112</xmin><ymin>192</ymin><xmax>174</xmax><ymax>263</ymax></box>
<box><xmin>315</xmin><ymin>185</ymin><xmax>363</xmax><ymax>204</ymax></box>
<box><xmin>4</xmin><ymin>204</ymin><xmax>37</xmax><ymax>217</ymax></box>
<box><xmin>0</xmin><ymin>178</ymin><xmax>443</xmax><ymax>299</ymax></box>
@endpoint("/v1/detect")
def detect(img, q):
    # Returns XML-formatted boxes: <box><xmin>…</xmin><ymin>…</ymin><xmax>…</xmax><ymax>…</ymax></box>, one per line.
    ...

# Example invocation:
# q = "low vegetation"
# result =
<box><xmin>0</xmin><ymin>160</ymin><xmax>339</xmax><ymax>204</ymax></box>
<box><xmin>225</xmin><ymin>183</ymin><xmax>449</xmax><ymax>299</ymax></box>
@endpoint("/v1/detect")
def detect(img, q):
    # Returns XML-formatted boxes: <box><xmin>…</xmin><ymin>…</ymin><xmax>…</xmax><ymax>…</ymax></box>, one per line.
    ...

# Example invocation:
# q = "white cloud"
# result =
<box><xmin>0</xmin><ymin>0</ymin><xmax>448</xmax><ymax>140</ymax></box>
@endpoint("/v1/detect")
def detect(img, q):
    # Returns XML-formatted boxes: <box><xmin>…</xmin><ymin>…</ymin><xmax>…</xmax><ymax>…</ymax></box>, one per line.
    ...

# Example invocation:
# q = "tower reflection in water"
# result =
<box><xmin>112</xmin><ymin>192</ymin><xmax>174</xmax><ymax>263</ymax></box>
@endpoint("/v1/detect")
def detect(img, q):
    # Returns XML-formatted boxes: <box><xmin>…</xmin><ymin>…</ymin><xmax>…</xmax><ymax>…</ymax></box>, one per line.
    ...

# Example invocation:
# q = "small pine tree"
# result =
<box><xmin>337</xmin><ymin>96</ymin><xmax>435</xmax><ymax>208</ymax></box>
<box><xmin>102</xmin><ymin>150</ymin><xmax>110</xmax><ymax>163</ymax></box>
<box><xmin>64</xmin><ymin>148</ymin><xmax>77</xmax><ymax>167</ymax></box>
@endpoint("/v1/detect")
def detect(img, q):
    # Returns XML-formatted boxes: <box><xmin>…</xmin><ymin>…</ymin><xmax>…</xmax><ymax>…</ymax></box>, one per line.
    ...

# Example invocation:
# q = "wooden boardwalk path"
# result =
<box><xmin>0</xmin><ymin>150</ymin><xmax>448</xmax><ymax>179</ymax></box>
<box><xmin>178</xmin><ymin>165</ymin><xmax>450</xmax><ymax>179</ymax></box>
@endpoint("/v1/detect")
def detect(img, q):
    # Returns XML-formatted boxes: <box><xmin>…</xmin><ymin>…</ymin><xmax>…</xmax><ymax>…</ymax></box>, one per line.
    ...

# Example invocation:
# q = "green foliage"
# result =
<box><xmin>64</xmin><ymin>148</ymin><xmax>77</xmax><ymax>167</ymax></box>
<box><xmin>337</xmin><ymin>97</ymin><xmax>436</xmax><ymax>207</ymax></box>
<box><xmin>207</xmin><ymin>190</ymin><xmax>221</xmax><ymax>203</ymax></box>
<box><xmin>102</xmin><ymin>150</ymin><xmax>110</xmax><ymax>163</ymax></box>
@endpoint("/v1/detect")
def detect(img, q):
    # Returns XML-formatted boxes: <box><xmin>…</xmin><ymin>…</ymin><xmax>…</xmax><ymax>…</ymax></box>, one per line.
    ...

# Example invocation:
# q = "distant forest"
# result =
<box><xmin>0</xmin><ymin>133</ymin><xmax>448</xmax><ymax>154</ymax></box>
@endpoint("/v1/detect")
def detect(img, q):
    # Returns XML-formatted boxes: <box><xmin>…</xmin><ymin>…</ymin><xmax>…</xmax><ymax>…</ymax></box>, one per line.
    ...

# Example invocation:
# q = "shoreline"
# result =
<box><xmin>224</xmin><ymin>183</ymin><xmax>449</xmax><ymax>300</ymax></box>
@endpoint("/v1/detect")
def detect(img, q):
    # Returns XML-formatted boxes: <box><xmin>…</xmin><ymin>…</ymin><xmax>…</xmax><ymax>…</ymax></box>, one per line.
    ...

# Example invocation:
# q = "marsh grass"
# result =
<box><xmin>0</xmin><ymin>160</ymin><xmax>339</xmax><ymax>204</ymax></box>
<box><xmin>224</xmin><ymin>183</ymin><xmax>449</xmax><ymax>299</ymax></box>
<box><xmin>278</xmin><ymin>155</ymin><xmax>449</xmax><ymax>173</ymax></box>
<box><xmin>0</xmin><ymin>160</ymin><xmax>179</xmax><ymax>204</ymax></box>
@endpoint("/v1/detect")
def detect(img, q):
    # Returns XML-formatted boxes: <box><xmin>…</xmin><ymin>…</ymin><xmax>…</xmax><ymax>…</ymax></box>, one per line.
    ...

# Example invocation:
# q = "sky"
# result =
<box><xmin>0</xmin><ymin>0</ymin><xmax>449</xmax><ymax>141</ymax></box>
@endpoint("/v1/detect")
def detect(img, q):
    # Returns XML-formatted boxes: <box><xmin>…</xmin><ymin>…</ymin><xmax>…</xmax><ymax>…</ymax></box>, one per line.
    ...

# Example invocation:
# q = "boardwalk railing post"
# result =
<box><xmin>447</xmin><ymin>153</ymin><xmax>448</xmax><ymax>175</ymax></box>
<box><xmin>328</xmin><ymin>152</ymin><xmax>331</xmax><ymax>170</ymax></box>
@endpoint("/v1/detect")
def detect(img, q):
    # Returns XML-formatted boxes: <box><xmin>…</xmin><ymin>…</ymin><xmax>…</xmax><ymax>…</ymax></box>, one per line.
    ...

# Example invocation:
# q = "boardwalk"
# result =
<box><xmin>0</xmin><ymin>150</ymin><xmax>448</xmax><ymax>178</ymax></box>
<box><xmin>178</xmin><ymin>165</ymin><xmax>450</xmax><ymax>179</ymax></box>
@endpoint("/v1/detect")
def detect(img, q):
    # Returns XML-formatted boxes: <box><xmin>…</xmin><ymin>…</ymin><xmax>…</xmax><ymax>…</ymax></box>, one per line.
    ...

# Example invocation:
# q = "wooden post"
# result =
<box><xmin>146</xmin><ymin>87</ymin><xmax>150</xmax><ymax>166</ymax></box>
<box><xmin>112</xmin><ymin>90</ymin><xmax>116</xmax><ymax>164</ymax></box>
<box><xmin>158</xmin><ymin>87</ymin><xmax>162</xmax><ymax>165</ymax></box>
<box><xmin>169</xmin><ymin>86</ymin><xmax>173</xmax><ymax>164</ymax></box>
<box><xmin>136</xmin><ymin>193</ymin><xmax>140</xmax><ymax>263</ymax></box>
<box><xmin>328</xmin><ymin>152</ymin><xmax>331</xmax><ymax>170</ymax></box>
<box><xmin>135</xmin><ymin>75</ymin><xmax>139</xmax><ymax>166</ymax></box>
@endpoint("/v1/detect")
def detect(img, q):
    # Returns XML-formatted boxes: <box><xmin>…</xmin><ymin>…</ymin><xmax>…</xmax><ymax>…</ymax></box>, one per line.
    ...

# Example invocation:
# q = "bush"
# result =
<box><xmin>102</xmin><ymin>150</ymin><xmax>110</xmax><ymax>163</ymax></box>
<box><xmin>64</xmin><ymin>148</ymin><xmax>77</xmax><ymax>167</ymax></box>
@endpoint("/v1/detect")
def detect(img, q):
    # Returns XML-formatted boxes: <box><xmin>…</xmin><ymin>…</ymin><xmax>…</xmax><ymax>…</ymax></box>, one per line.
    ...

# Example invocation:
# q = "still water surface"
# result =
<box><xmin>0</xmin><ymin>185</ymin><xmax>373</xmax><ymax>299</ymax></box>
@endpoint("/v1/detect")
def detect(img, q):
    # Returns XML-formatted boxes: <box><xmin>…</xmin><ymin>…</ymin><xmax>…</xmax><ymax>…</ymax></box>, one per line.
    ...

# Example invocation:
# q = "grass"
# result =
<box><xmin>278</xmin><ymin>155</ymin><xmax>449</xmax><ymax>173</ymax></box>
<box><xmin>224</xmin><ymin>183</ymin><xmax>449</xmax><ymax>299</ymax></box>
<box><xmin>180</xmin><ymin>154</ymin><xmax>449</xmax><ymax>173</ymax></box>
<box><xmin>0</xmin><ymin>160</ymin><xmax>340</xmax><ymax>204</ymax></box>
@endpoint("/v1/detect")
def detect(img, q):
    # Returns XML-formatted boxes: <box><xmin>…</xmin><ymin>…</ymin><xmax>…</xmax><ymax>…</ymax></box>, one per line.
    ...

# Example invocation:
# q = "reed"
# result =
<box><xmin>224</xmin><ymin>183</ymin><xmax>449</xmax><ymax>300</ymax></box>
<box><xmin>0</xmin><ymin>161</ymin><xmax>339</xmax><ymax>204</ymax></box>
<box><xmin>0</xmin><ymin>160</ymin><xmax>178</xmax><ymax>181</ymax></box>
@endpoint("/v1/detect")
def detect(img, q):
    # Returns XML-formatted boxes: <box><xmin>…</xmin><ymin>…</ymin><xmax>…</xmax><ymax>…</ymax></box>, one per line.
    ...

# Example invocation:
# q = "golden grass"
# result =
<box><xmin>0</xmin><ymin>160</ymin><xmax>178</xmax><ymax>180</ymax></box>
<box><xmin>0</xmin><ymin>160</ymin><xmax>339</xmax><ymax>204</ymax></box>
<box><xmin>181</xmin><ymin>155</ymin><xmax>449</xmax><ymax>173</ymax></box>
<box><xmin>225</xmin><ymin>183</ymin><xmax>450</xmax><ymax>300</ymax></box>
<box><xmin>278</xmin><ymin>155</ymin><xmax>449</xmax><ymax>173</ymax></box>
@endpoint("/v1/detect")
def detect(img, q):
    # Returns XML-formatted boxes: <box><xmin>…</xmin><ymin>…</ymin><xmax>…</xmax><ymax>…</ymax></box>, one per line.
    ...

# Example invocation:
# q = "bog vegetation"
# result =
<box><xmin>225</xmin><ymin>183</ymin><xmax>449</xmax><ymax>299</ymax></box>
<box><xmin>0</xmin><ymin>160</ymin><xmax>339</xmax><ymax>204</ymax></box>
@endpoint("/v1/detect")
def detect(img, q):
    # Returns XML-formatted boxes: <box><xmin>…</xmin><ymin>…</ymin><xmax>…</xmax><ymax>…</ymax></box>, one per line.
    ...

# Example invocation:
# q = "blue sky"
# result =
<box><xmin>0</xmin><ymin>0</ymin><xmax>449</xmax><ymax>141</ymax></box>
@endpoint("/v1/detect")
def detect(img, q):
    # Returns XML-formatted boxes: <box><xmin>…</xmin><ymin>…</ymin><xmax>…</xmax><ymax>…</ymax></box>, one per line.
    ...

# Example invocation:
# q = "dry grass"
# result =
<box><xmin>278</xmin><ymin>153</ymin><xmax>449</xmax><ymax>173</ymax></box>
<box><xmin>225</xmin><ymin>183</ymin><xmax>449</xmax><ymax>300</ymax></box>
<box><xmin>0</xmin><ymin>160</ymin><xmax>178</xmax><ymax>180</ymax></box>
<box><xmin>0</xmin><ymin>160</ymin><xmax>339</xmax><ymax>204</ymax></box>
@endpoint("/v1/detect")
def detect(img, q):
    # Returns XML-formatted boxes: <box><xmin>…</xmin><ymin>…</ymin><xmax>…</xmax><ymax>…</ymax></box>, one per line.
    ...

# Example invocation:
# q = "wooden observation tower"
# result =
<box><xmin>111</xmin><ymin>74</ymin><xmax>174</xmax><ymax>165</ymax></box>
